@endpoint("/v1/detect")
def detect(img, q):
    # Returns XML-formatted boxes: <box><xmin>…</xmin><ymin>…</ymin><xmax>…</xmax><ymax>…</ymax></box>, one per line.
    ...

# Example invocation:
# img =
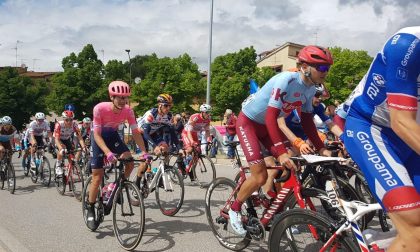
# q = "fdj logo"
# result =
<box><xmin>367</xmin><ymin>73</ymin><xmax>386</xmax><ymax>100</ymax></box>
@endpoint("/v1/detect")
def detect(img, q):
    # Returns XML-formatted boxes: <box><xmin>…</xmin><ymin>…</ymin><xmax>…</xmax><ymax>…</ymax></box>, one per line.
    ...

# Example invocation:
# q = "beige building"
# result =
<box><xmin>256</xmin><ymin>42</ymin><xmax>305</xmax><ymax>72</ymax></box>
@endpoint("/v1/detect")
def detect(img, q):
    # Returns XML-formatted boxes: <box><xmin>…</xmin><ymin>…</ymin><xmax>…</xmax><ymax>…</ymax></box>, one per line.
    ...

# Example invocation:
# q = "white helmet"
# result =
<box><xmin>199</xmin><ymin>104</ymin><xmax>212</xmax><ymax>113</ymax></box>
<box><xmin>2</xmin><ymin>116</ymin><xmax>12</xmax><ymax>125</ymax></box>
<box><xmin>83</xmin><ymin>117</ymin><xmax>91</xmax><ymax>123</ymax></box>
<box><xmin>315</xmin><ymin>84</ymin><xmax>325</xmax><ymax>97</ymax></box>
<box><xmin>35</xmin><ymin>112</ymin><xmax>45</xmax><ymax>120</ymax></box>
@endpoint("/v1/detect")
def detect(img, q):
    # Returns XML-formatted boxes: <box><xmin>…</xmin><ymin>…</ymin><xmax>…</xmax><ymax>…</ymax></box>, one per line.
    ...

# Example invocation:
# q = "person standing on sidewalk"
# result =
<box><xmin>224</xmin><ymin>109</ymin><xmax>237</xmax><ymax>159</ymax></box>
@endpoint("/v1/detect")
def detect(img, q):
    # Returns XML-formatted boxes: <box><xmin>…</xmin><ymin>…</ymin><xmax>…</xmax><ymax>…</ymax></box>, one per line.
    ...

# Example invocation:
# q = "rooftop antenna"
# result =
<box><xmin>32</xmin><ymin>58</ymin><xmax>40</xmax><ymax>71</ymax></box>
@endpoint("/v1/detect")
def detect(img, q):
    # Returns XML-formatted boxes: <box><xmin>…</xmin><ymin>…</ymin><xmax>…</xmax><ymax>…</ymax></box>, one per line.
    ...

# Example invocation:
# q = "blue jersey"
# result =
<box><xmin>286</xmin><ymin>104</ymin><xmax>331</xmax><ymax>139</ymax></box>
<box><xmin>242</xmin><ymin>71</ymin><xmax>316</xmax><ymax>124</ymax></box>
<box><xmin>347</xmin><ymin>27</ymin><xmax>420</xmax><ymax>127</ymax></box>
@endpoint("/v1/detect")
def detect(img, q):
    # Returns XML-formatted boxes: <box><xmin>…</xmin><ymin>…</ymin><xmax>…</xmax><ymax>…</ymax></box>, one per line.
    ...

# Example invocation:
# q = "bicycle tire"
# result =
<box><xmin>23</xmin><ymin>157</ymin><xmax>30</xmax><ymax>176</ymax></box>
<box><xmin>113</xmin><ymin>181</ymin><xmax>145</xmax><ymax>251</ymax></box>
<box><xmin>268</xmin><ymin>208</ymin><xmax>358</xmax><ymax>252</ymax></box>
<box><xmin>155</xmin><ymin>167</ymin><xmax>185</xmax><ymax>216</ymax></box>
<box><xmin>193</xmin><ymin>155</ymin><xmax>216</xmax><ymax>188</ymax></box>
<box><xmin>354</xmin><ymin>175</ymin><xmax>376</xmax><ymax>224</ymax></box>
<box><xmin>70</xmin><ymin>164</ymin><xmax>84</xmax><ymax>201</ymax></box>
<box><xmin>6</xmin><ymin>163</ymin><xmax>16</xmax><ymax>194</ymax></box>
<box><xmin>0</xmin><ymin>164</ymin><xmax>5</xmax><ymax>190</ymax></box>
<box><xmin>41</xmin><ymin>157</ymin><xmax>52</xmax><ymax>187</ymax></box>
<box><xmin>55</xmin><ymin>162</ymin><xmax>66</xmax><ymax>195</ymax></box>
<box><xmin>205</xmin><ymin>177</ymin><xmax>251</xmax><ymax>251</ymax></box>
<box><xmin>30</xmin><ymin>163</ymin><xmax>38</xmax><ymax>184</ymax></box>
<box><xmin>82</xmin><ymin>175</ymin><xmax>104</xmax><ymax>231</ymax></box>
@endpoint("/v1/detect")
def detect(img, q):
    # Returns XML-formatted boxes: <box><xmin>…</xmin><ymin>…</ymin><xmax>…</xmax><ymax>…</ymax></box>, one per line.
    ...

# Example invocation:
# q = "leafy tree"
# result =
<box><xmin>0</xmin><ymin>67</ymin><xmax>49</xmax><ymax>130</ymax></box>
<box><xmin>325</xmin><ymin>47</ymin><xmax>373</xmax><ymax>103</ymax></box>
<box><xmin>46</xmin><ymin>44</ymin><xmax>106</xmax><ymax>119</ymax></box>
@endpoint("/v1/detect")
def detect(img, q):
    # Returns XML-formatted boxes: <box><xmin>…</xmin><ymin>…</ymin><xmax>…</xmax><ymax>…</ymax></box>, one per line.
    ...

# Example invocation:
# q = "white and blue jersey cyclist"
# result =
<box><xmin>342</xmin><ymin>27</ymin><xmax>420</xmax><ymax>213</ymax></box>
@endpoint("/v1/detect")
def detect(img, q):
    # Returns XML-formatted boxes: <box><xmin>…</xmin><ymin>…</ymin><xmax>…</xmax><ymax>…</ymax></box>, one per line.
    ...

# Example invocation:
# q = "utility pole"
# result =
<box><xmin>32</xmin><ymin>58</ymin><xmax>40</xmax><ymax>71</ymax></box>
<box><xmin>100</xmin><ymin>49</ymin><xmax>105</xmax><ymax>63</ymax></box>
<box><xmin>206</xmin><ymin>0</ymin><xmax>214</xmax><ymax>105</ymax></box>
<box><xmin>13</xmin><ymin>40</ymin><xmax>23</xmax><ymax>67</ymax></box>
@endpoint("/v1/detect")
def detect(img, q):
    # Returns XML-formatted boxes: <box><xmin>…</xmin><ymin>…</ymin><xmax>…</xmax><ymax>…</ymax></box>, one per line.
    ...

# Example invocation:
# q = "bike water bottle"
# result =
<box><xmin>184</xmin><ymin>155</ymin><xmax>192</xmax><ymax>167</ymax></box>
<box><xmin>152</xmin><ymin>167</ymin><xmax>158</xmax><ymax>174</ymax></box>
<box><xmin>102</xmin><ymin>185</ymin><xmax>109</xmax><ymax>204</ymax></box>
<box><xmin>106</xmin><ymin>183</ymin><xmax>116</xmax><ymax>199</ymax></box>
<box><xmin>35</xmin><ymin>158</ymin><xmax>40</xmax><ymax>167</ymax></box>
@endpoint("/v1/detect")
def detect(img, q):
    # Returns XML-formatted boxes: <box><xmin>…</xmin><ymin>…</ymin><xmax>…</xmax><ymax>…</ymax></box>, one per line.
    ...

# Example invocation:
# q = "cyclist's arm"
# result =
<box><xmin>265</xmin><ymin>106</ymin><xmax>288</xmax><ymax>156</ymax></box>
<box><xmin>326</xmin><ymin>122</ymin><xmax>343</xmax><ymax>139</ymax></box>
<box><xmin>277</xmin><ymin>117</ymin><xmax>298</xmax><ymax>143</ymax></box>
<box><xmin>142</xmin><ymin>124</ymin><xmax>158</xmax><ymax>148</ymax></box>
<box><xmin>390</xmin><ymin>108</ymin><xmax>420</xmax><ymax>154</ymax></box>
<box><xmin>75</xmin><ymin>130</ymin><xmax>86</xmax><ymax>149</ymax></box>
<box><xmin>132</xmin><ymin>128</ymin><xmax>147</xmax><ymax>153</ymax></box>
<box><xmin>300</xmin><ymin>112</ymin><xmax>325</xmax><ymax>151</ymax></box>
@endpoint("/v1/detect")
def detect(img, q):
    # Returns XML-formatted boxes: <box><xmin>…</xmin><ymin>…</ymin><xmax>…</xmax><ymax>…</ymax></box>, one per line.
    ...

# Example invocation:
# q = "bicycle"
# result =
<box><xmin>0</xmin><ymin>149</ymin><xmax>17</xmax><ymax>194</ymax></box>
<box><xmin>134</xmin><ymin>150</ymin><xmax>185</xmax><ymax>216</ymax></box>
<box><xmin>30</xmin><ymin>145</ymin><xmax>52</xmax><ymax>187</ymax></box>
<box><xmin>268</xmin><ymin>155</ymin><xmax>391</xmax><ymax>252</ymax></box>
<box><xmin>82</xmin><ymin>157</ymin><xmax>146</xmax><ymax>251</ymax></box>
<box><xmin>171</xmin><ymin>143</ymin><xmax>216</xmax><ymax>188</ymax></box>
<box><xmin>205</xmin><ymin>147</ymin><xmax>340</xmax><ymax>251</ymax></box>
<box><xmin>54</xmin><ymin>148</ymin><xmax>85</xmax><ymax>201</ymax></box>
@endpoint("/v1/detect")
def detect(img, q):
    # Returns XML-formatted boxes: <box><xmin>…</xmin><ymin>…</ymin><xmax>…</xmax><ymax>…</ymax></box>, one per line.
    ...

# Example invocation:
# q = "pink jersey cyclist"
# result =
<box><xmin>93</xmin><ymin>102</ymin><xmax>137</xmax><ymax>134</ymax></box>
<box><xmin>181</xmin><ymin>110</ymin><xmax>211</xmax><ymax>149</ymax></box>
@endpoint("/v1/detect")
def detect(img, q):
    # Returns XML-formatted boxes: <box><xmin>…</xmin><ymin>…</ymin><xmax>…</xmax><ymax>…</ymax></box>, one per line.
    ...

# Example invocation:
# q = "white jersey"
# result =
<box><xmin>29</xmin><ymin>120</ymin><xmax>50</xmax><ymax>137</ymax></box>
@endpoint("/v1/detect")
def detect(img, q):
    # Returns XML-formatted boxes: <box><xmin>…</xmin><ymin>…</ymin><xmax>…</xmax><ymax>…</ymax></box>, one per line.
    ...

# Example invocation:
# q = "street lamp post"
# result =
<box><xmin>125</xmin><ymin>49</ymin><xmax>132</xmax><ymax>85</ymax></box>
<box><xmin>125</xmin><ymin>49</ymin><xmax>133</xmax><ymax>147</ymax></box>
<box><xmin>14</xmin><ymin>40</ymin><xmax>23</xmax><ymax>67</ymax></box>
<box><xmin>206</xmin><ymin>0</ymin><xmax>214</xmax><ymax>105</ymax></box>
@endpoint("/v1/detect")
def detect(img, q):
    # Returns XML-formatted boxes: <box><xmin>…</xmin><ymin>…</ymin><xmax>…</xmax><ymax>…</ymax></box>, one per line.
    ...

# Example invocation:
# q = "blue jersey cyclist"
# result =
<box><xmin>229</xmin><ymin>45</ymin><xmax>333</xmax><ymax>236</ymax></box>
<box><xmin>342</xmin><ymin>27</ymin><xmax>420</xmax><ymax>251</ymax></box>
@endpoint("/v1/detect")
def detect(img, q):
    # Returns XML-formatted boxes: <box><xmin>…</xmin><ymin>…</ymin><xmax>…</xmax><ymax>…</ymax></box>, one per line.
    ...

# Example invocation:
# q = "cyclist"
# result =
<box><xmin>180</xmin><ymin>104</ymin><xmax>212</xmax><ymax>177</ymax></box>
<box><xmin>0</xmin><ymin>116</ymin><xmax>18</xmax><ymax>161</ymax></box>
<box><xmin>54</xmin><ymin>110</ymin><xmax>86</xmax><ymax>176</ymax></box>
<box><xmin>134</xmin><ymin>93</ymin><xmax>180</xmax><ymax>187</ymax></box>
<box><xmin>74</xmin><ymin>117</ymin><xmax>92</xmax><ymax>163</ymax></box>
<box><xmin>86</xmin><ymin>80</ymin><xmax>149</xmax><ymax>231</ymax></box>
<box><xmin>29</xmin><ymin>112</ymin><xmax>52</xmax><ymax>169</ymax></box>
<box><xmin>21</xmin><ymin>125</ymin><xmax>32</xmax><ymax>168</ymax></box>
<box><xmin>230</xmin><ymin>45</ymin><xmax>333</xmax><ymax>236</ymax></box>
<box><xmin>342</xmin><ymin>27</ymin><xmax>420</xmax><ymax>251</ymax></box>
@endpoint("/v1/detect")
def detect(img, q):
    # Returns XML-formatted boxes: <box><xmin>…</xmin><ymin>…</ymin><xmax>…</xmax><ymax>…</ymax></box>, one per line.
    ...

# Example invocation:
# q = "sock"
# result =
<box><xmin>56</xmin><ymin>160</ymin><xmax>62</xmax><ymax>167</ymax></box>
<box><xmin>264</xmin><ymin>191</ymin><xmax>276</xmax><ymax>200</ymax></box>
<box><xmin>231</xmin><ymin>199</ymin><xmax>243</xmax><ymax>212</ymax></box>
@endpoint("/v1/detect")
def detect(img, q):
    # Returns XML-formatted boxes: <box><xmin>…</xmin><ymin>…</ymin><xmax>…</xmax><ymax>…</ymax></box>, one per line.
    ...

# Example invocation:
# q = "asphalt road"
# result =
<box><xmin>0</xmin><ymin>154</ymin><xmax>267</xmax><ymax>252</ymax></box>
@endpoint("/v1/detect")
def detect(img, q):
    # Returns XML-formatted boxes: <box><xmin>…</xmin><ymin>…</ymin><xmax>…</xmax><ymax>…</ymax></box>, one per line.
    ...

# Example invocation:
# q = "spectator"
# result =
<box><xmin>224</xmin><ymin>109</ymin><xmax>237</xmax><ymax>159</ymax></box>
<box><xmin>181</xmin><ymin>111</ymin><xmax>190</xmax><ymax>125</ymax></box>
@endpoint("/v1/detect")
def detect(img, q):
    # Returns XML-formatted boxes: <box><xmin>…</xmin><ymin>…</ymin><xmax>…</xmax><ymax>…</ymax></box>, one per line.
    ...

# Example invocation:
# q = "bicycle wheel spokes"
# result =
<box><xmin>205</xmin><ymin>178</ymin><xmax>250</xmax><ymax>251</ymax></box>
<box><xmin>193</xmin><ymin>156</ymin><xmax>216</xmax><ymax>188</ymax></box>
<box><xmin>113</xmin><ymin>181</ymin><xmax>145</xmax><ymax>251</ymax></box>
<box><xmin>41</xmin><ymin>158</ymin><xmax>51</xmax><ymax>187</ymax></box>
<box><xmin>155</xmin><ymin>168</ymin><xmax>184</xmax><ymax>216</ymax></box>
<box><xmin>70</xmin><ymin>165</ymin><xmax>84</xmax><ymax>201</ymax></box>
<box><xmin>6</xmin><ymin>163</ymin><xmax>16</xmax><ymax>194</ymax></box>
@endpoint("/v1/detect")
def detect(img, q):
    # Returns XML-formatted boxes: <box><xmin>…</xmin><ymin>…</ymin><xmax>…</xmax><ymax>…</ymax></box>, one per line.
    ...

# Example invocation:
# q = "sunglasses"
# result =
<box><xmin>311</xmin><ymin>64</ymin><xmax>330</xmax><ymax>73</ymax></box>
<box><xmin>162</xmin><ymin>104</ymin><xmax>172</xmax><ymax>108</ymax></box>
<box><xmin>37</xmin><ymin>119</ymin><xmax>44</xmax><ymax>122</ymax></box>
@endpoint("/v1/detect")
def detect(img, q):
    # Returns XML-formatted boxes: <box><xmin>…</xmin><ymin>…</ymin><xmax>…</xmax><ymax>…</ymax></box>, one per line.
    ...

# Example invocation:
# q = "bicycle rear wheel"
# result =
<box><xmin>70</xmin><ymin>164</ymin><xmax>84</xmax><ymax>201</ymax></box>
<box><xmin>193</xmin><ymin>155</ymin><xmax>216</xmax><ymax>188</ymax></box>
<box><xmin>268</xmin><ymin>208</ymin><xmax>358</xmax><ymax>252</ymax></box>
<box><xmin>155</xmin><ymin>167</ymin><xmax>184</xmax><ymax>216</ymax></box>
<box><xmin>205</xmin><ymin>177</ymin><xmax>251</xmax><ymax>251</ymax></box>
<box><xmin>55</xmin><ymin>163</ymin><xmax>66</xmax><ymax>195</ymax></box>
<box><xmin>113</xmin><ymin>181</ymin><xmax>145</xmax><ymax>251</ymax></box>
<box><xmin>6</xmin><ymin>163</ymin><xmax>16</xmax><ymax>194</ymax></box>
<box><xmin>40</xmin><ymin>157</ymin><xmax>51</xmax><ymax>187</ymax></box>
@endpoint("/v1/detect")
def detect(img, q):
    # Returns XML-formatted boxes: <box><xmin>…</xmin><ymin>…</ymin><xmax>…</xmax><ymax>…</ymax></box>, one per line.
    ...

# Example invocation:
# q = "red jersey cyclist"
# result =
<box><xmin>85</xmin><ymin>80</ymin><xmax>149</xmax><ymax>230</ymax></box>
<box><xmin>229</xmin><ymin>45</ymin><xmax>333</xmax><ymax>236</ymax></box>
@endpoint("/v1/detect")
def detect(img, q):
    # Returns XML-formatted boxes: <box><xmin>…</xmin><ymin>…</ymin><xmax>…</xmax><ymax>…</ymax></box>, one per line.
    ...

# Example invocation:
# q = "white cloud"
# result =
<box><xmin>0</xmin><ymin>0</ymin><xmax>418</xmax><ymax>72</ymax></box>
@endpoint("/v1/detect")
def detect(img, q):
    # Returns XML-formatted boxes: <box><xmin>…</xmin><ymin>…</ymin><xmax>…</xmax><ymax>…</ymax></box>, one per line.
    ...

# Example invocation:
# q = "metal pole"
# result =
<box><xmin>206</xmin><ymin>0</ymin><xmax>214</xmax><ymax>105</ymax></box>
<box><xmin>125</xmin><ymin>49</ymin><xmax>132</xmax><ymax>146</ymax></box>
<box><xmin>125</xmin><ymin>49</ymin><xmax>132</xmax><ymax>84</ymax></box>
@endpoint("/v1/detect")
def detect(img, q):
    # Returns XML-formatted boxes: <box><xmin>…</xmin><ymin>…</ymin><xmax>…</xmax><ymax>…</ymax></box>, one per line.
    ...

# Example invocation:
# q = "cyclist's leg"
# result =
<box><xmin>0</xmin><ymin>144</ymin><xmax>5</xmax><ymax>160</ymax></box>
<box><xmin>343</xmin><ymin>117</ymin><xmax>420</xmax><ymax>251</ymax></box>
<box><xmin>135</xmin><ymin>135</ymin><xmax>148</xmax><ymax>187</ymax></box>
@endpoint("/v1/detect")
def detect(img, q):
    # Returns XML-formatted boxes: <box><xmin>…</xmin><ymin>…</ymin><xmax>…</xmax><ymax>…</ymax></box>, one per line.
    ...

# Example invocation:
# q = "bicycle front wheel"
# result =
<box><xmin>6</xmin><ymin>163</ymin><xmax>16</xmax><ymax>194</ymax></box>
<box><xmin>70</xmin><ymin>164</ymin><xmax>84</xmax><ymax>201</ymax></box>
<box><xmin>155</xmin><ymin>167</ymin><xmax>184</xmax><ymax>216</ymax></box>
<box><xmin>205</xmin><ymin>177</ymin><xmax>251</xmax><ymax>251</ymax></box>
<box><xmin>113</xmin><ymin>181</ymin><xmax>145</xmax><ymax>251</ymax></box>
<box><xmin>268</xmin><ymin>208</ymin><xmax>358</xmax><ymax>252</ymax></box>
<box><xmin>55</xmin><ymin>162</ymin><xmax>66</xmax><ymax>195</ymax></box>
<box><xmin>41</xmin><ymin>157</ymin><xmax>51</xmax><ymax>187</ymax></box>
<box><xmin>82</xmin><ymin>175</ymin><xmax>104</xmax><ymax>231</ymax></box>
<box><xmin>193</xmin><ymin>155</ymin><xmax>216</xmax><ymax>188</ymax></box>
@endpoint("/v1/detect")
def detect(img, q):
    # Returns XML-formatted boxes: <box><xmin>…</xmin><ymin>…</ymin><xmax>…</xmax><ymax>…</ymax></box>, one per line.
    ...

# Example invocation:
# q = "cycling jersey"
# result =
<box><xmin>286</xmin><ymin>104</ymin><xmax>332</xmax><ymax>139</ymax></box>
<box><xmin>28</xmin><ymin>120</ymin><xmax>50</xmax><ymax>137</ymax></box>
<box><xmin>342</xmin><ymin>26</ymin><xmax>420</xmax><ymax>212</ymax></box>
<box><xmin>181</xmin><ymin>113</ymin><xmax>211</xmax><ymax>148</ymax></box>
<box><xmin>54</xmin><ymin>120</ymin><xmax>80</xmax><ymax>141</ymax></box>
<box><xmin>80</xmin><ymin>124</ymin><xmax>91</xmax><ymax>139</ymax></box>
<box><xmin>92</xmin><ymin>102</ymin><xmax>138</xmax><ymax>134</ymax></box>
<box><xmin>137</xmin><ymin>108</ymin><xmax>174</xmax><ymax>149</ymax></box>
<box><xmin>0</xmin><ymin>125</ymin><xmax>17</xmax><ymax>143</ymax></box>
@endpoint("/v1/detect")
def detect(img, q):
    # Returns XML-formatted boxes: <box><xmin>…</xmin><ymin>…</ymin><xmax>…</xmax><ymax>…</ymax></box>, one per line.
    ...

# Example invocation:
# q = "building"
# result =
<box><xmin>0</xmin><ymin>66</ymin><xmax>58</xmax><ymax>82</ymax></box>
<box><xmin>256</xmin><ymin>42</ymin><xmax>305</xmax><ymax>72</ymax></box>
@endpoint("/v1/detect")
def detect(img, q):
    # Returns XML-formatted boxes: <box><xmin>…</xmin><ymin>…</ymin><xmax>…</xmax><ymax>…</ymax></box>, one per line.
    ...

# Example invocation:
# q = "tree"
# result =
<box><xmin>46</xmin><ymin>44</ymin><xmax>106</xmax><ymax>119</ymax></box>
<box><xmin>326</xmin><ymin>47</ymin><xmax>373</xmax><ymax>103</ymax></box>
<box><xmin>0</xmin><ymin>67</ymin><xmax>49</xmax><ymax>130</ymax></box>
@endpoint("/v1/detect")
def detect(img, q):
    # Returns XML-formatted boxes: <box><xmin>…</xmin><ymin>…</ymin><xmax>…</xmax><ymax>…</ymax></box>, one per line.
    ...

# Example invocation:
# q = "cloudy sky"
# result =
<box><xmin>0</xmin><ymin>0</ymin><xmax>419</xmax><ymax>72</ymax></box>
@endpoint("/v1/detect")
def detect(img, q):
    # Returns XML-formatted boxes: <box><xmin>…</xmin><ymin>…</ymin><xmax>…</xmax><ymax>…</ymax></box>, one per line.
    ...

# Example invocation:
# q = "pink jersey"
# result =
<box><xmin>93</xmin><ymin>102</ymin><xmax>137</xmax><ymax>133</ymax></box>
<box><xmin>184</xmin><ymin>113</ymin><xmax>211</xmax><ymax>133</ymax></box>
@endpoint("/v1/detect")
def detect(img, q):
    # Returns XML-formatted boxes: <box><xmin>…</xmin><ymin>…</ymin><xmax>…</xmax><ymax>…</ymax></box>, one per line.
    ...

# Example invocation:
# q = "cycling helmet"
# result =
<box><xmin>62</xmin><ymin>110</ymin><xmax>74</xmax><ymax>119</ymax></box>
<box><xmin>298</xmin><ymin>45</ymin><xmax>333</xmax><ymax>65</ymax></box>
<box><xmin>82</xmin><ymin>117</ymin><xmax>91</xmax><ymax>123</ymax></box>
<box><xmin>157</xmin><ymin>93</ymin><xmax>173</xmax><ymax>105</ymax></box>
<box><xmin>35</xmin><ymin>112</ymin><xmax>46</xmax><ymax>120</ymax></box>
<box><xmin>315</xmin><ymin>84</ymin><xmax>325</xmax><ymax>96</ymax></box>
<box><xmin>2</xmin><ymin>116</ymin><xmax>12</xmax><ymax>125</ymax></box>
<box><xmin>199</xmin><ymin>104</ymin><xmax>212</xmax><ymax>113</ymax></box>
<box><xmin>108</xmin><ymin>81</ymin><xmax>131</xmax><ymax>97</ymax></box>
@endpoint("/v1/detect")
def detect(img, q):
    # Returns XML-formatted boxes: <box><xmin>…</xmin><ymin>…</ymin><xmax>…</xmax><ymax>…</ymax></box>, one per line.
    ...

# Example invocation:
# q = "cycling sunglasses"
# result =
<box><xmin>311</xmin><ymin>64</ymin><xmax>330</xmax><ymax>73</ymax></box>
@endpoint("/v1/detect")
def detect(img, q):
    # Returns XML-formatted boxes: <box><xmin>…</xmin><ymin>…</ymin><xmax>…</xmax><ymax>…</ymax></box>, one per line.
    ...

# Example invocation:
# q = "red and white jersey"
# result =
<box><xmin>184</xmin><ymin>113</ymin><xmax>211</xmax><ymax>133</ymax></box>
<box><xmin>54</xmin><ymin>120</ymin><xmax>80</xmax><ymax>140</ymax></box>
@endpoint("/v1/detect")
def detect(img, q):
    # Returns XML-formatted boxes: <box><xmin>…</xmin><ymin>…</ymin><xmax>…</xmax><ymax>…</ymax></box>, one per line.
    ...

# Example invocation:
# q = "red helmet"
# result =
<box><xmin>62</xmin><ymin>110</ymin><xmax>74</xmax><ymax>119</ymax></box>
<box><xmin>298</xmin><ymin>46</ymin><xmax>333</xmax><ymax>65</ymax></box>
<box><xmin>108</xmin><ymin>81</ymin><xmax>131</xmax><ymax>97</ymax></box>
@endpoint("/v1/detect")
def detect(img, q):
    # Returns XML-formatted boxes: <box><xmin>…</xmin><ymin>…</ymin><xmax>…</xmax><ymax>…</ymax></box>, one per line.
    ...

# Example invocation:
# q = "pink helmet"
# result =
<box><xmin>108</xmin><ymin>81</ymin><xmax>131</xmax><ymax>97</ymax></box>
<box><xmin>298</xmin><ymin>45</ymin><xmax>333</xmax><ymax>65</ymax></box>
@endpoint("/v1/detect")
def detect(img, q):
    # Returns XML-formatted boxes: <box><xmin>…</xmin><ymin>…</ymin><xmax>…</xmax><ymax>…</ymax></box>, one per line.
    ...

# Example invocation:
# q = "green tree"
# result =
<box><xmin>0</xmin><ymin>67</ymin><xmax>49</xmax><ymax>130</ymax></box>
<box><xmin>326</xmin><ymin>47</ymin><xmax>373</xmax><ymax>103</ymax></box>
<box><xmin>46</xmin><ymin>44</ymin><xmax>106</xmax><ymax>119</ymax></box>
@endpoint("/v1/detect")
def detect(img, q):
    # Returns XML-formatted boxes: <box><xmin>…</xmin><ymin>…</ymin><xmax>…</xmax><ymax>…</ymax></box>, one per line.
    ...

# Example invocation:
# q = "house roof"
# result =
<box><xmin>257</xmin><ymin>42</ymin><xmax>305</xmax><ymax>64</ymax></box>
<box><xmin>20</xmin><ymin>71</ymin><xmax>57</xmax><ymax>78</ymax></box>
